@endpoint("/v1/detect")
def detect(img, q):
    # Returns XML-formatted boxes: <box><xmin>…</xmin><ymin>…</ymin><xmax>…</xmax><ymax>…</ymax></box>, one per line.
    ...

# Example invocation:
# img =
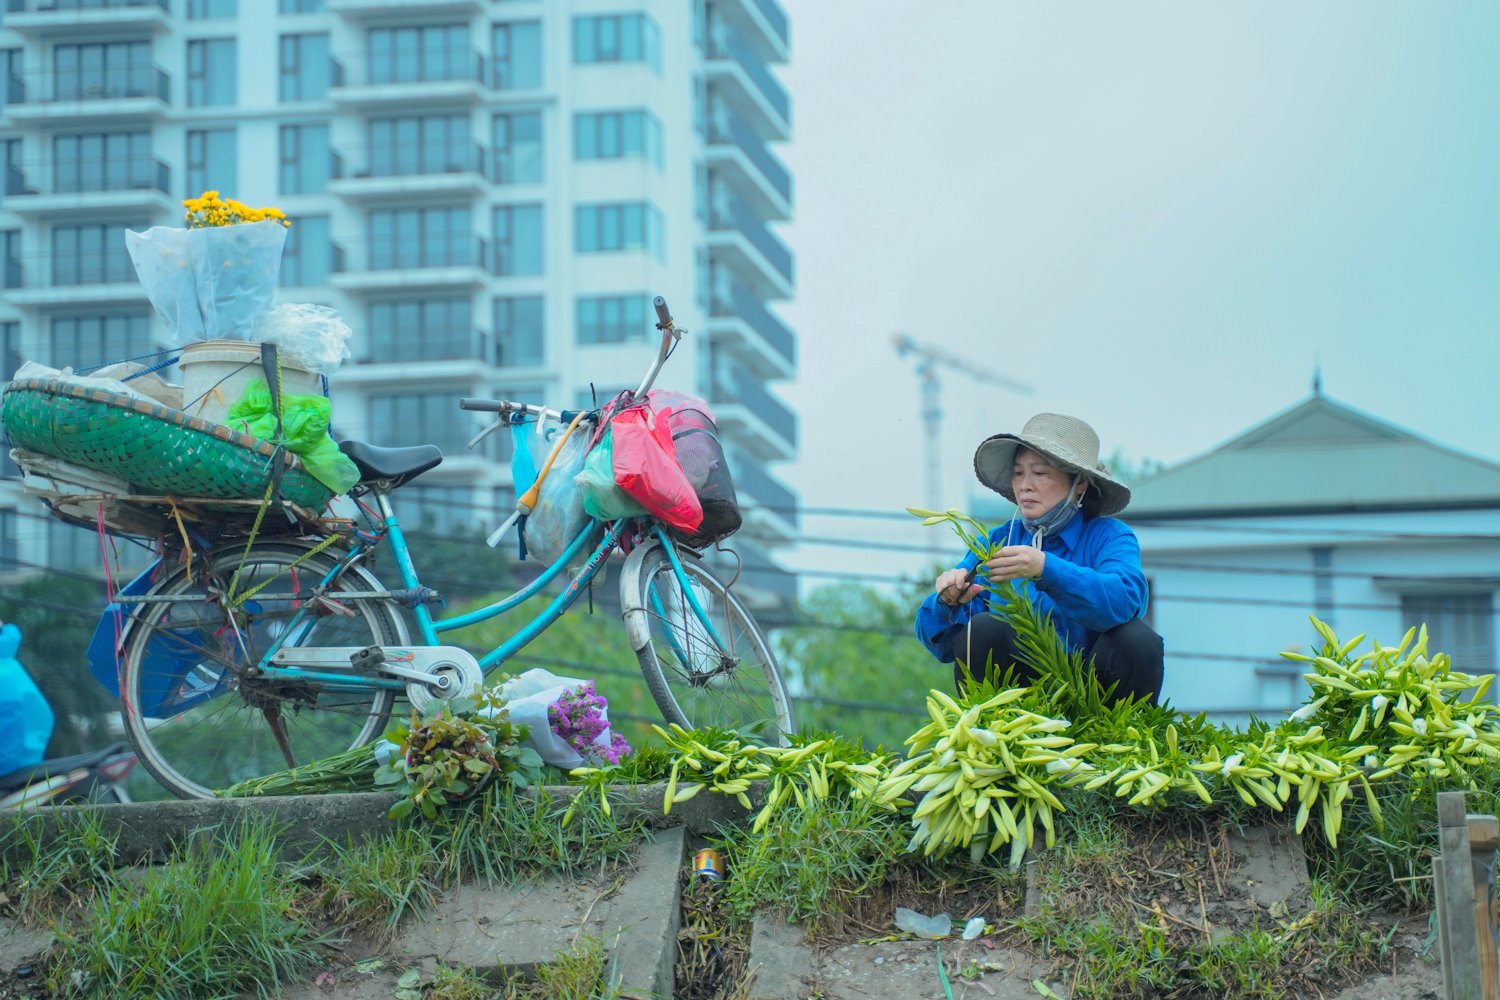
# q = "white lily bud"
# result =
<box><xmin>1412</xmin><ymin>718</ymin><xmax>1428</xmax><ymax>736</ymax></box>
<box><xmin>1221</xmin><ymin>754</ymin><xmax>1243</xmax><ymax>777</ymax></box>
<box><xmin>1371</xmin><ymin>694</ymin><xmax>1388</xmax><ymax>711</ymax></box>
<box><xmin>1364</xmin><ymin>755</ymin><xmax>1377</xmax><ymax>769</ymax></box>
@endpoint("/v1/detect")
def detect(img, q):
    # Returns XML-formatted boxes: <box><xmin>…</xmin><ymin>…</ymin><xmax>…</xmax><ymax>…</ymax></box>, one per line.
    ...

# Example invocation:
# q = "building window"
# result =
<box><xmin>279</xmin><ymin>0</ymin><xmax>324</xmax><ymax>12</ymax></box>
<box><xmin>492</xmin><ymin>111</ymin><xmax>542</xmax><ymax>184</ymax></box>
<box><xmin>49</xmin><ymin>522</ymin><xmax>97</xmax><ymax>572</ymax></box>
<box><xmin>494</xmin><ymin>296</ymin><xmax>543</xmax><ymax>366</ymax></box>
<box><xmin>401</xmin><ymin>485</ymin><xmax>477</xmax><ymax>534</ymax></box>
<box><xmin>574</xmin><ymin>202</ymin><xmax>664</xmax><ymax>259</ymax></box>
<box><xmin>187</xmin><ymin>39</ymin><xmax>237</xmax><ymax>107</ymax></box>
<box><xmin>185</xmin><ymin>128</ymin><xmax>236</xmax><ymax>197</ymax></box>
<box><xmin>54</xmin><ymin>133</ymin><xmax>156</xmax><ymax>194</ymax></box>
<box><xmin>493</xmin><ymin>204</ymin><xmax>543</xmax><ymax>276</ymax></box>
<box><xmin>1401</xmin><ymin>592</ymin><xmax>1497</xmax><ymax>691</ymax></box>
<box><xmin>576</xmin><ymin>295</ymin><xmax>648</xmax><ymax>345</ymax></box>
<box><xmin>52</xmin><ymin>223</ymin><xmax>139</xmax><ymax>286</ymax></box>
<box><xmin>367</xmin><ymin>114</ymin><xmax>471</xmax><ymax>176</ymax></box>
<box><xmin>491</xmin><ymin>21</ymin><xmax>542</xmax><ymax>90</ymax></box>
<box><xmin>53</xmin><ymin>42</ymin><xmax>152</xmax><ymax>101</ymax></box>
<box><xmin>279</xmin><ymin>33</ymin><xmax>330</xmax><ymax>102</ymax></box>
<box><xmin>573</xmin><ymin>14</ymin><xmax>661</xmax><ymax>74</ymax></box>
<box><xmin>188</xmin><ymin>0</ymin><xmax>237</xmax><ymax>18</ymax></box>
<box><xmin>369</xmin><ymin>392</ymin><xmax>475</xmax><ymax>455</ymax></box>
<box><xmin>1</xmin><ymin>230</ymin><xmax>20</xmax><ymax>290</ymax></box>
<box><xmin>368</xmin><ymin>298</ymin><xmax>473</xmax><ymax>363</ymax></box>
<box><xmin>369</xmin><ymin>24</ymin><xmax>471</xmax><ymax>85</ymax></box>
<box><xmin>279</xmin><ymin>123</ymin><xmax>331</xmax><ymax>195</ymax></box>
<box><xmin>51</xmin><ymin>313</ymin><xmax>152</xmax><ymax>369</ymax></box>
<box><xmin>574</xmin><ymin>110</ymin><xmax>662</xmax><ymax>168</ymax></box>
<box><xmin>0</xmin><ymin>509</ymin><xmax>15</xmax><ymax>571</ymax></box>
<box><xmin>2</xmin><ymin>49</ymin><xmax>22</xmax><ymax>107</ymax></box>
<box><xmin>279</xmin><ymin>215</ymin><xmax>332</xmax><ymax>287</ymax></box>
<box><xmin>369</xmin><ymin>207</ymin><xmax>471</xmax><ymax>270</ymax></box>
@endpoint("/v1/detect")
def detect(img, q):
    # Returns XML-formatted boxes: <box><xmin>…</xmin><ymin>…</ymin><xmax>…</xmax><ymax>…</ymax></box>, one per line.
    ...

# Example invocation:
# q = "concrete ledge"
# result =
<box><xmin>1</xmin><ymin>783</ymin><xmax>753</xmax><ymax>866</ymax></box>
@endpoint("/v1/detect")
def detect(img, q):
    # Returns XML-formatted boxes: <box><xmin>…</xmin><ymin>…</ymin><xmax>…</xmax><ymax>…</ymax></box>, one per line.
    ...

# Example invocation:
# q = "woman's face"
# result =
<box><xmin>1011</xmin><ymin>447</ymin><xmax>1082</xmax><ymax>517</ymax></box>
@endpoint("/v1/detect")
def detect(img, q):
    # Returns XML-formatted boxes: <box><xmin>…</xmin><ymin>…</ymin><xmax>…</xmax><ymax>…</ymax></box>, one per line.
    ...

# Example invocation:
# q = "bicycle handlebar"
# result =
<box><xmin>458</xmin><ymin>399</ymin><xmax>592</xmax><ymax>424</ymax></box>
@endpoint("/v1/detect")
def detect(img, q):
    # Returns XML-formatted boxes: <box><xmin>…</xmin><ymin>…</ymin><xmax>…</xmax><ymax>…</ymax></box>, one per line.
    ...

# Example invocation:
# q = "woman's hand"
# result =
<box><xmin>934</xmin><ymin>568</ymin><xmax>983</xmax><ymax>607</ymax></box>
<box><xmin>985</xmin><ymin>546</ymin><xmax>1046</xmax><ymax>582</ymax></box>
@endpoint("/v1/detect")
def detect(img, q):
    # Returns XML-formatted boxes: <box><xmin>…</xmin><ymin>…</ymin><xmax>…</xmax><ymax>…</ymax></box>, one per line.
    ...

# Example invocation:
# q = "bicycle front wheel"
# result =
<box><xmin>626</xmin><ymin>544</ymin><xmax>794</xmax><ymax>743</ymax></box>
<box><xmin>119</xmin><ymin>543</ymin><xmax>400</xmax><ymax>799</ymax></box>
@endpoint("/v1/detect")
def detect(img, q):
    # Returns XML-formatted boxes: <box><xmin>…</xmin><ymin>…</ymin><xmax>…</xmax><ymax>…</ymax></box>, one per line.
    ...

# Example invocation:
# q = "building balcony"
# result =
<box><xmin>705</xmin><ymin>22</ymin><xmax>790</xmax><ymax>141</ymax></box>
<box><xmin>707</xmin><ymin>109</ymin><xmax>792</xmax><ymax>220</ymax></box>
<box><xmin>4</xmin><ymin>68</ymin><xmax>171</xmax><ymax>125</ymax></box>
<box><xmin>707</xmin><ymin>197</ymin><xmax>794</xmax><ymax>301</ymax></box>
<box><xmin>345</xmin><ymin>329</ymin><xmax>494</xmax><ymax>377</ymax></box>
<box><xmin>710</xmin><ymin>362</ymin><xmax>797</xmax><ymax>462</ymax></box>
<box><xmin>2</xmin><ymin>161</ymin><xmax>173</xmax><ymax>219</ymax></box>
<box><xmin>2</xmin><ymin>267</ymin><xmax>146</xmax><ymax>310</ymax></box>
<box><xmin>328</xmin><ymin>144</ymin><xmax>489</xmax><ymax>202</ymax></box>
<box><xmin>327</xmin><ymin>0</ymin><xmax>481</xmax><ymax>20</ymax></box>
<box><xmin>329</xmin><ymin>54</ymin><xmax>487</xmax><ymax>111</ymax></box>
<box><xmin>732</xmin><ymin>455</ymin><xmax>798</xmax><ymax>543</ymax></box>
<box><xmin>711</xmin><ymin>0</ymin><xmax>789</xmax><ymax>63</ymax></box>
<box><xmin>2</xmin><ymin>0</ymin><xmax>171</xmax><ymax>40</ymax></box>
<box><xmin>708</xmin><ymin>280</ymin><xmax>795</xmax><ymax>380</ymax></box>
<box><xmin>329</xmin><ymin>237</ymin><xmax>492</xmax><ymax>293</ymax></box>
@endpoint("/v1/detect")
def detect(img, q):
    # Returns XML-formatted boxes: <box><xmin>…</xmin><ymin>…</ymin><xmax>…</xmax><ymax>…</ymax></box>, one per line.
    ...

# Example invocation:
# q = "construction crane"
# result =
<box><xmin>893</xmin><ymin>333</ymin><xmax>1033</xmax><ymax>539</ymax></box>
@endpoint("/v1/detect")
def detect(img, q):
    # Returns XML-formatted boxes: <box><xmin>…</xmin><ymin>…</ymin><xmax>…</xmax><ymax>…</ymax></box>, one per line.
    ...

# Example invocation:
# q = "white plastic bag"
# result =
<box><xmin>523</xmin><ymin>429</ymin><xmax>591</xmax><ymax>564</ymax></box>
<box><xmin>125</xmin><ymin>220</ymin><xmax>286</xmax><ymax>344</ymax></box>
<box><xmin>491</xmin><ymin>668</ymin><xmax>617</xmax><ymax>771</ymax></box>
<box><xmin>252</xmin><ymin>303</ymin><xmax>352</xmax><ymax>376</ymax></box>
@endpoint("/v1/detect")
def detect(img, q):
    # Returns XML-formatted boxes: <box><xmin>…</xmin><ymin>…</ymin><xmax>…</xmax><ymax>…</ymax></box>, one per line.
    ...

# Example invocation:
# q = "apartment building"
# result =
<box><xmin>0</xmin><ymin>0</ymin><xmax>798</xmax><ymax>605</ymax></box>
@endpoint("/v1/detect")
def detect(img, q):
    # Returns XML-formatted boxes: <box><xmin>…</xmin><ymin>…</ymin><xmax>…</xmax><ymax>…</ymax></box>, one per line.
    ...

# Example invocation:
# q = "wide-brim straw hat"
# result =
<box><xmin>973</xmin><ymin>413</ymin><xmax>1131</xmax><ymax>517</ymax></box>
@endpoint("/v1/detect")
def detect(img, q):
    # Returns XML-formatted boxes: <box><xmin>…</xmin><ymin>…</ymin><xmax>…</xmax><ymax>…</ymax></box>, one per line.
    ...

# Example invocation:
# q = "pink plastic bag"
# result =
<box><xmin>610</xmin><ymin>403</ymin><xmax>704</xmax><ymax>534</ymax></box>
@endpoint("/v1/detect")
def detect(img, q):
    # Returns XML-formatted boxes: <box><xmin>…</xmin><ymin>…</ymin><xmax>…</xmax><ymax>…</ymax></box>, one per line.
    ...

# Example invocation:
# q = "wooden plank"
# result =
<box><xmin>1440</xmin><ymin>860</ymin><xmax>1456</xmax><ymax>1000</ymax></box>
<box><xmin>1438</xmin><ymin>791</ymin><xmax>1482</xmax><ymax>1000</ymax></box>
<box><xmin>1467</xmin><ymin>814</ymin><xmax>1499</xmax><ymax>1000</ymax></box>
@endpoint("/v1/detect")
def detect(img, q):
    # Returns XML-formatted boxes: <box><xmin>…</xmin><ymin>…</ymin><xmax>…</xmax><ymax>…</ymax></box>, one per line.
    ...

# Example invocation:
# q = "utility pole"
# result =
<box><xmin>893</xmin><ymin>334</ymin><xmax>1032</xmax><ymax>552</ymax></box>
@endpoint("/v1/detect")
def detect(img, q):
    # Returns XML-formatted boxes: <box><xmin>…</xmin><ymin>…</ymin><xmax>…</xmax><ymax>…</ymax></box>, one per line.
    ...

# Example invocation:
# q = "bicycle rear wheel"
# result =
<box><xmin>119</xmin><ymin>543</ymin><xmax>400</xmax><ymax>799</ymax></box>
<box><xmin>625</xmin><ymin>544</ymin><xmax>793</xmax><ymax>743</ymax></box>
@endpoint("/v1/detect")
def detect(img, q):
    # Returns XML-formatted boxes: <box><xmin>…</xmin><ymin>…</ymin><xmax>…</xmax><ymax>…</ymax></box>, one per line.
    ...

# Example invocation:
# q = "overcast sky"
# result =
<box><xmin>773</xmin><ymin>1</ymin><xmax>1500</xmax><ymax>586</ymax></box>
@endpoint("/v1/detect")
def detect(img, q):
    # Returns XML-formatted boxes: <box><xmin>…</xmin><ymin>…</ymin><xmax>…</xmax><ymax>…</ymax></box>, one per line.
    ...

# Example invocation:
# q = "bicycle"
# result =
<box><xmin>108</xmin><ymin>298</ymin><xmax>794</xmax><ymax>799</ymax></box>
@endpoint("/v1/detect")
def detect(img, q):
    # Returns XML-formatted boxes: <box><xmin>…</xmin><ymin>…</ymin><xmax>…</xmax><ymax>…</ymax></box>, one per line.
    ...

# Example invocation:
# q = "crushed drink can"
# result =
<box><xmin>692</xmin><ymin>848</ymin><xmax>725</xmax><ymax>881</ymax></box>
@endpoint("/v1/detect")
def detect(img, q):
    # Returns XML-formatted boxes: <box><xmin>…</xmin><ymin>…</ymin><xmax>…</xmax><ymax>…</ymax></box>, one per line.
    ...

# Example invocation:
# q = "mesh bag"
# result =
<box><xmin>668</xmin><ymin>403</ymin><xmax>741</xmax><ymax>548</ymax></box>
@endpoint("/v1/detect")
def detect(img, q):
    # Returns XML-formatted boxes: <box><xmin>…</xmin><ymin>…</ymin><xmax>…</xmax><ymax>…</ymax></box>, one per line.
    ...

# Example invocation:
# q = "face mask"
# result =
<box><xmin>1021</xmin><ymin>473</ymin><xmax>1084</xmax><ymax>543</ymax></box>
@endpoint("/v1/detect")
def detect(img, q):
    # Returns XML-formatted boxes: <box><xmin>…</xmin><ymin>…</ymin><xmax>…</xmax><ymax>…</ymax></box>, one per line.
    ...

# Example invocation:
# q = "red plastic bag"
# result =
<box><xmin>610</xmin><ymin>403</ymin><xmax>704</xmax><ymax>534</ymax></box>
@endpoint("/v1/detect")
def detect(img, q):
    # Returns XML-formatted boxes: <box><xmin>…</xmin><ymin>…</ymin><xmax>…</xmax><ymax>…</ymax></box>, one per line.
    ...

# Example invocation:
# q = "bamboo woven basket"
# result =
<box><xmin>1</xmin><ymin>377</ymin><xmax>336</xmax><ymax>511</ymax></box>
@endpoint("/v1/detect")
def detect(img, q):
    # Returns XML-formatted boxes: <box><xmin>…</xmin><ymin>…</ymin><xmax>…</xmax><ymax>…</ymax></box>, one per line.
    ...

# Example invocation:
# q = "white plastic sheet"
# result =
<box><xmin>491</xmin><ymin>668</ymin><xmax>619</xmax><ymax>771</ymax></box>
<box><xmin>125</xmin><ymin>220</ymin><xmax>286</xmax><ymax>345</ymax></box>
<box><xmin>253</xmin><ymin>303</ymin><xmax>352</xmax><ymax>376</ymax></box>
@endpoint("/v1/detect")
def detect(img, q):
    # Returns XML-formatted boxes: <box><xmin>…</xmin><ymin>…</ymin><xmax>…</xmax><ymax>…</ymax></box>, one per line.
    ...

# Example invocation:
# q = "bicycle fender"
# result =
<box><xmin>617</xmin><ymin>539</ymin><xmax>667</xmax><ymax>653</ymax></box>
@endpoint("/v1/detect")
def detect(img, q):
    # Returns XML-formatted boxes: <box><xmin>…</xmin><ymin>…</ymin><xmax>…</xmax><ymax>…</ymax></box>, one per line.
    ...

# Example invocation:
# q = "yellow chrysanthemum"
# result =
<box><xmin>183</xmin><ymin>189</ymin><xmax>293</xmax><ymax>229</ymax></box>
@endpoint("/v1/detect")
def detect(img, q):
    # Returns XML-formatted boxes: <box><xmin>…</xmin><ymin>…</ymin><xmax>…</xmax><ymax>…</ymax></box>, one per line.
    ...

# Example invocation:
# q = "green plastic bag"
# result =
<box><xmin>226</xmin><ymin>377</ymin><xmax>360</xmax><ymax>494</ymax></box>
<box><xmin>579</xmin><ymin>426</ymin><xmax>648</xmax><ymax>522</ymax></box>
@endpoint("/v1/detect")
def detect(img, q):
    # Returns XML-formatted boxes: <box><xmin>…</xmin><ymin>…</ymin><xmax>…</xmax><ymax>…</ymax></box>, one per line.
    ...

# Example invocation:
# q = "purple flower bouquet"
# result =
<box><xmin>549</xmin><ymin>681</ymin><xmax>632</xmax><ymax>766</ymax></box>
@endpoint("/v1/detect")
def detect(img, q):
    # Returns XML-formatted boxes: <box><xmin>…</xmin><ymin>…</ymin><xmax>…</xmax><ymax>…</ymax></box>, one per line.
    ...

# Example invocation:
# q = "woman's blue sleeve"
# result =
<box><xmin>1034</xmin><ymin>521</ymin><xmax>1148</xmax><ymax>632</ymax></box>
<box><xmin>913</xmin><ymin>544</ymin><xmax>992</xmax><ymax>664</ymax></box>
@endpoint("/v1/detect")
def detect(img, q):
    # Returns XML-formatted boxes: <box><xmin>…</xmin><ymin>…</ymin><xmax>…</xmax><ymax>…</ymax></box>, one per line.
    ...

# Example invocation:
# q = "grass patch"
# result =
<box><xmin>418</xmin><ymin>783</ymin><xmax>647</xmax><ymax>887</ymax></box>
<box><xmin>497</xmin><ymin>936</ymin><xmax>621</xmax><ymax>999</ymax></box>
<box><xmin>714</xmin><ymin>796</ymin><xmax>908</xmax><ymax>934</ymax></box>
<box><xmin>1013</xmin><ymin>812</ymin><xmax>1398</xmax><ymax>999</ymax></box>
<box><xmin>49</xmin><ymin>815</ymin><xmax>324</xmax><ymax>1000</ymax></box>
<box><xmin>304</xmin><ymin>825</ymin><xmax>442</xmax><ymax>942</ymax></box>
<box><xmin>0</xmin><ymin>807</ymin><xmax>119</xmax><ymax>926</ymax></box>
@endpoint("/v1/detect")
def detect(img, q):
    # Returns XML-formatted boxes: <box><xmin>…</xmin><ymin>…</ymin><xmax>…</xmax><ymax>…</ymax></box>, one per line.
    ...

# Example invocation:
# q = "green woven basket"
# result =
<box><xmin>1</xmin><ymin>377</ymin><xmax>336</xmax><ymax>510</ymax></box>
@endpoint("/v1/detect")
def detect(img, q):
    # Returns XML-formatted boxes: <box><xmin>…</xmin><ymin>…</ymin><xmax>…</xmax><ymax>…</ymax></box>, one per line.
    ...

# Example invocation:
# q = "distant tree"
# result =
<box><xmin>0</xmin><ymin>573</ymin><xmax>117</xmax><ymax>757</ymax></box>
<box><xmin>1101</xmin><ymin>448</ymin><xmax>1166</xmax><ymax>486</ymax></box>
<box><xmin>776</xmin><ymin>581</ymin><xmax>941</xmax><ymax>751</ymax></box>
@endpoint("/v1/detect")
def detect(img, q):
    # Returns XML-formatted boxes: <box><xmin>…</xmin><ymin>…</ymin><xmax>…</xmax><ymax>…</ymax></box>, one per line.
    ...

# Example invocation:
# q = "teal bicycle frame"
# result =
<box><xmin>235</xmin><ymin>493</ymin><xmax>727</xmax><ymax>695</ymax></box>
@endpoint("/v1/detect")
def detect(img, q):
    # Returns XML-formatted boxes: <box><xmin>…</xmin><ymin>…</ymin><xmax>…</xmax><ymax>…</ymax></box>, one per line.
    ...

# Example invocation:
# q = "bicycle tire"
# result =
<box><xmin>625</xmin><ymin>544</ymin><xmax>794</xmax><ymax>743</ymax></box>
<box><xmin>119</xmin><ymin>543</ymin><xmax>400</xmax><ymax>799</ymax></box>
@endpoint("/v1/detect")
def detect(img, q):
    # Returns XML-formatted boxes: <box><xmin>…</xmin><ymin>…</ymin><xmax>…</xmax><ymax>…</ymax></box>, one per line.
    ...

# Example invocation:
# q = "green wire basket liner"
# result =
<box><xmin>1</xmin><ymin>377</ymin><xmax>336</xmax><ymax>511</ymax></box>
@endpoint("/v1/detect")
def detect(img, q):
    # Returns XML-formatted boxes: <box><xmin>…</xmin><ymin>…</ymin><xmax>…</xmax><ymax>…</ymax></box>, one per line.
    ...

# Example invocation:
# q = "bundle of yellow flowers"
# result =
<box><xmin>182</xmin><ymin>190</ymin><xmax>291</xmax><ymax>230</ymax></box>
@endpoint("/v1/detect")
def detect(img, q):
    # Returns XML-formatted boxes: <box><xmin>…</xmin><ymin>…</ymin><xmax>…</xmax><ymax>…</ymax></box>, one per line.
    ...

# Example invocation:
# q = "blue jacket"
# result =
<box><xmin>914</xmin><ymin>514</ymin><xmax>1149</xmax><ymax>663</ymax></box>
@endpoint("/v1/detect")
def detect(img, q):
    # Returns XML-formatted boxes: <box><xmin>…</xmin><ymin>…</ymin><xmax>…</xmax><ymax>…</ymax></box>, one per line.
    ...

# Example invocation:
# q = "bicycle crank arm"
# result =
<box><xmin>267</xmin><ymin>645</ymin><xmax>485</xmax><ymax>714</ymax></box>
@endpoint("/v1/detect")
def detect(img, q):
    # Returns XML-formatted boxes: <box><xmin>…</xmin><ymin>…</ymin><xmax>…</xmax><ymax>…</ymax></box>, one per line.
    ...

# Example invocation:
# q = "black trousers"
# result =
<box><xmin>951</xmin><ymin>615</ymin><xmax>1164</xmax><ymax>705</ymax></box>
